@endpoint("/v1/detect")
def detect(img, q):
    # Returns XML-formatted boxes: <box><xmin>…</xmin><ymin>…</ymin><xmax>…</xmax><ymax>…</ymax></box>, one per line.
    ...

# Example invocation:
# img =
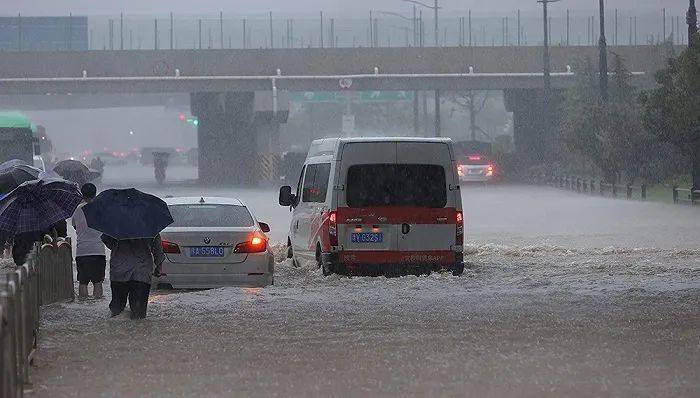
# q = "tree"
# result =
<box><xmin>560</xmin><ymin>55</ymin><xmax>653</xmax><ymax>184</ymax></box>
<box><xmin>641</xmin><ymin>35</ymin><xmax>700</xmax><ymax>192</ymax></box>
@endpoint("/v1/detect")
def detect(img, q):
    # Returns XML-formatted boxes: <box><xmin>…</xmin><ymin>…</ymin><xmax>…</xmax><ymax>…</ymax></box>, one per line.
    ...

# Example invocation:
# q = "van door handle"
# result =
<box><xmin>378</xmin><ymin>217</ymin><xmax>388</xmax><ymax>223</ymax></box>
<box><xmin>401</xmin><ymin>223</ymin><xmax>411</xmax><ymax>234</ymax></box>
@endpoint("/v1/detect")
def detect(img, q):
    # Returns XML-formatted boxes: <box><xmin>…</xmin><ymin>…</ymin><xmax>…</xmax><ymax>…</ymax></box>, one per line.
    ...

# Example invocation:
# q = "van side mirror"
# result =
<box><xmin>258</xmin><ymin>222</ymin><xmax>271</xmax><ymax>233</ymax></box>
<box><xmin>278</xmin><ymin>186</ymin><xmax>296</xmax><ymax>207</ymax></box>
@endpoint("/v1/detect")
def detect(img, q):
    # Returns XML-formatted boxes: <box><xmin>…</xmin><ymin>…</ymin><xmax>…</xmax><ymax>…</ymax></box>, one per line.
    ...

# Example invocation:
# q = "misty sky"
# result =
<box><xmin>4</xmin><ymin>1</ymin><xmax>692</xmax><ymax>17</ymax></box>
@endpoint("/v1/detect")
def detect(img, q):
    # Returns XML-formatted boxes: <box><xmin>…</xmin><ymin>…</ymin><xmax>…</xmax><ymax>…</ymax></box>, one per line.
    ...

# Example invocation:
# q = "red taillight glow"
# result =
<box><xmin>234</xmin><ymin>235</ymin><xmax>268</xmax><ymax>253</ymax></box>
<box><xmin>162</xmin><ymin>240</ymin><xmax>181</xmax><ymax>254</ymax></box>
<box><xmin>457</xmin><ymin>164</ymin><xmax>464</xmax><ymax>176</ymax></box>
<box><xmin>456</xmin><ymin>211</ymin><xmax>464</xmax><ymax>246</ymax></box>
<box><xmin>329</xmin><ymin>211</ymin><xmax>338</xmax><ymax>246</ymax></box>
<box><xmin>486</xmin><ymin>164</ymin><xmax>494</xmax><ymax>176</ymax></box>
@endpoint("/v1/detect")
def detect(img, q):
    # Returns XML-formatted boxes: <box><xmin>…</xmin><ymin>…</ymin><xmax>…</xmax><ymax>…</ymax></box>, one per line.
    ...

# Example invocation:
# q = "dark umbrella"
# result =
<box><xmin>0</xmin><ymin>178</ymin><xmax>82</xmax><ymax>235</ymax></box>
<box><xmin>0</xmin><ymin>164</ymin><xmax>43</xmax><ymax>195</ymax></box>
<box><xmin>0</xmin><ymin>159</ymin><xmax>30</xmax><ymax>173</ymax></box>
<box><xmin>53</xmin><ymin>159</ymin><xmax>100</xmax><ymax>186</ymax></box>
<box><xmin>82</xmin><ymin>188</ymin><xmax>173</xmax><ymax>240</ymax></box>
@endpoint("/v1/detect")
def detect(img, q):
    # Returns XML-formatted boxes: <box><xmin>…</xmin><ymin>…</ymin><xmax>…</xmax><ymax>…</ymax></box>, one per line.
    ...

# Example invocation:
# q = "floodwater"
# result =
<box><xmin>31</xmin><ymin>165</ymin><xmax>699</xmax><ymax>397</ymax></box>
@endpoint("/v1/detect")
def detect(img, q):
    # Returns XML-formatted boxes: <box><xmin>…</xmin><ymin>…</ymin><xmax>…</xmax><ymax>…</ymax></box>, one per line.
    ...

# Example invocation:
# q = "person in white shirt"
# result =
<box><xmin>72</xmin><ymin>183</ymin><xmax>107</xmax><ymax>299</ymax></box>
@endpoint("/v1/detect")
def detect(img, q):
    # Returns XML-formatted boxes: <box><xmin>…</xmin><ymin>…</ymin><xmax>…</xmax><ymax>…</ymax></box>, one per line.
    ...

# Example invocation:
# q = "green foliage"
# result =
<box><xmin>560</xmin><ymin>55</ymin><xmax>654</xmax><ymax>184</ymax></box>
<box><xmin>641</xmin><ymin>36</ymin><xmax>700</xmax><ymax>156</ymax></box>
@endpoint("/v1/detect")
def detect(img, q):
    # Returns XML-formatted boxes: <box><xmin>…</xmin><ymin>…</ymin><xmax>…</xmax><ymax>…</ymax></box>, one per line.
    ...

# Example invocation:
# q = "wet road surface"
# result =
<box><xmin>30</xmin><ymin>166</ymin><xmax>699</xmax><ymax>397</ymax></box>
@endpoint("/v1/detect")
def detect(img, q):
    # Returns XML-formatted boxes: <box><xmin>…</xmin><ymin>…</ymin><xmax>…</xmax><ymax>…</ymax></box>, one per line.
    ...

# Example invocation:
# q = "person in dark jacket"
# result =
<box><xmin>101</xmin><ymin>234</ymin><xmax>165</xmax><ymax>319</ymax></box>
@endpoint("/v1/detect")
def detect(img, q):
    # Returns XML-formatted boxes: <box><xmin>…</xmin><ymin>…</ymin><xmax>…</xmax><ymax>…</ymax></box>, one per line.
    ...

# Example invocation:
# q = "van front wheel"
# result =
<box><xmin>452</xmin><ymin>263</ymin><xmax>465</xmax><ymax>276</ymax></box>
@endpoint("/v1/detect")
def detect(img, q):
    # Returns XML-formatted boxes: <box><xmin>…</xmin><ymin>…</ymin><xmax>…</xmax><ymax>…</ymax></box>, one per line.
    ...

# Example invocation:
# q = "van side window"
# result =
<box><xmin>295</xmin><ymin>166</ymin><xmax>306</xmax><ymax>202</ymax></box>
<box><xmin>302</xmin><ymin>163</ymin><xmax>331</xmax><ymax>203</ymax></box>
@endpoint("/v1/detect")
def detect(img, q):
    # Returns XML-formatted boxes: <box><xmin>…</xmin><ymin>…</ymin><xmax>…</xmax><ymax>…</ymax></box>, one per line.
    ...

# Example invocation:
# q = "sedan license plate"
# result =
<box><xmin>189</xmin><ymin>246</ymin><xmax>225</xmax><ymax>257</ymax></box>
<box><xmin>351</xmin><ymin>232</ymin><xmax>384</xmax><ymax>243</ymax></box>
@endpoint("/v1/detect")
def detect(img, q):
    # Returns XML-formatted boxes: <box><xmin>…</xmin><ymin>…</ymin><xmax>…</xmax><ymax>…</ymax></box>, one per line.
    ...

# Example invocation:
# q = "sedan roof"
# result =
<box><xmin>164</xmin><ymin>196</ymin><xmax>245</xmax><ymax>206</ymax></box>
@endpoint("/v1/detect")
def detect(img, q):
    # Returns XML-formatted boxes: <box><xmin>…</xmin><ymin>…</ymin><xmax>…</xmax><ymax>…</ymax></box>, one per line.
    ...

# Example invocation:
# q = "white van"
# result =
<box><xmin>279</xmin><ymin>137</ymin><xmax>465</xmax><ymax>276</ymax></box>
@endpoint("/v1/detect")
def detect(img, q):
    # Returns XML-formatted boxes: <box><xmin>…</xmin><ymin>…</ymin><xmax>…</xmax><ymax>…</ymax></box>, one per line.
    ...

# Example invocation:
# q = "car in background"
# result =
<box><xmin>279</xmin><ymin>137</ymin><xmax>465</xmax><ymax>277</ymax></box>
<box><xmin>457</xmin><ymin>154</ymin><xmax>496</xmax><ymax>183</ymax></box>
<box><xmin>158</xmin><ymin>197</ymin><xmax>274</xmax><ymax>289</ymax></box>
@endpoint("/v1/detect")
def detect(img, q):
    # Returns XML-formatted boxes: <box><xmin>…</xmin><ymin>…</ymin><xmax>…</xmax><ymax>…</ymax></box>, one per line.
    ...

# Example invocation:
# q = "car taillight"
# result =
<box><xmin>457</xmin><ymin>164</ymin><xmax>464</xmax><ymax>176</ymax></box>
<box><xmin>486</xmin><ymin>164</ymin><xmax>494</xmax><ymax>177</ymax></box>
<box><xmin>456</xmin><ymin>211</ymin><xmax>464</xmax><ymax>246</ymax></box>
<box><xmin>329</xmin><ymin>211</ymin><xmax>338</xmax><ymax>246</ymax></box>
<box><xmin>234</xmin><ymin>235</ymin><xmax>267</xmax><ymax>253</ymax></box>
<box><xmin>162</xmin><ymin>240</ymin><xmax>181</xmax><ymax>254</ymax></box>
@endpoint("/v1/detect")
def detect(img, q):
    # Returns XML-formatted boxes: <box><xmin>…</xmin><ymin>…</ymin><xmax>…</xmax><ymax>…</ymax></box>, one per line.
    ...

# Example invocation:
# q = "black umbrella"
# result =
<box><xmin>82</xmin><ymin>188</ymin><xmax>173</xmax><ymax>240</ymax></box>
<box><xmin>0</xmin><ymin>159</ymin><xmax>30</xmax><ymax>173</ymax></box>
<box><xmin>0</xmin><ymin>164</ymin><xmax>43</xmax><ymax>196</ymax></box>
<box><xmin>53</xmin><ymin>159</ymin><xmax>100</xmax><ymax>186</ymax></box>
<box><xmin>0</xmin><ymin>178</ymin><xmax>82</xmax><ymax>235</ymax></box>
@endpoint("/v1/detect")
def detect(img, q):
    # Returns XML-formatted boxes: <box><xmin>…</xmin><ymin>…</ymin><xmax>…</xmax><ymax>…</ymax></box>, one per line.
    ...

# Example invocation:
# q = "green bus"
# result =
<box><xmin>0</xmin><ymin>112</ymin><xmax>40</xmax><ymax>165</ymax></box>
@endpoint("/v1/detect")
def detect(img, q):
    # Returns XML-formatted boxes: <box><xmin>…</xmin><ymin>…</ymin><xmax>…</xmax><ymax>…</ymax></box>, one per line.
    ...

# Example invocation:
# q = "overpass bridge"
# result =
<box><xmin>0</xmin><ymin>45</ymin><xmax>674</xmax><ymax>183</ymax></box>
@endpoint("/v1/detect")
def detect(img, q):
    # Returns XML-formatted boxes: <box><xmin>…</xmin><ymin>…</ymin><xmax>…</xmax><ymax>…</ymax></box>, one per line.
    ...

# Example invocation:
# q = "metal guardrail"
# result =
<box><xmin>528</xmin><ymin>174</ymin><xmax>647</xmax><ymax>201</ymax></box>
<box><xmin>0</xmin><ymin>240</ymin><xmax>75</xmax><ymax>397</ymax></box>
<box><xmin>673</xmin><ymin>186</ymin><xmax>700</xmax><ymax>206</ymax></box>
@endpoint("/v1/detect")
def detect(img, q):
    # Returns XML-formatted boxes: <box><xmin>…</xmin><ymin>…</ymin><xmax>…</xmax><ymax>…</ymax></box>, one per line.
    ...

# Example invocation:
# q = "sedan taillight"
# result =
<box><xmin>234</xmin><ymin>235</ymin><xmax>268</xmax><ymax>253</ymax></box>
<box><xmin>162</xmin><ymin>240</ymin><xmax>181</xmax><ymax>254</ymax></box>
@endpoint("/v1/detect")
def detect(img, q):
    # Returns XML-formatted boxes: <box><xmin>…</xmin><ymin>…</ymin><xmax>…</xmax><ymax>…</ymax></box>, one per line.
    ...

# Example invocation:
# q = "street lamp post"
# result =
<box><xmin>537</xmin><ymin>0</ymin><xmax>561</xmax><ymax>97</ymax></box>
<box><xmin>401</xmin><ymin>0</ymin><xmax>441</xmax><ymax>46</ymax></box>
<box><xmin>598</xmin><ymin>0</ymin><xmax>609</xmax><ymax>103</ymax></box>
<box><xmin>689</xmin><ymin>0</ymin><xmax>698</xmax><ymax>47</ymax></box>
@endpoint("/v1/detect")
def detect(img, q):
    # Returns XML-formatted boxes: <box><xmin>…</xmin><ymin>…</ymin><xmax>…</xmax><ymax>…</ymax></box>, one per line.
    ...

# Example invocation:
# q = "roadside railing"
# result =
<box><xmin>673</xmin><ymin>186</ymin><xmax>700</xmax><ymax>206</ymax></box>
<box><xmin>528</xmin><ymin>174</ymin><xmax>647</xmax><ymax>201</ymax></box>
<box><xmin>1</xmin><ymin>239</ymin><xmax>74</xmax><ymax>397</ymax></box>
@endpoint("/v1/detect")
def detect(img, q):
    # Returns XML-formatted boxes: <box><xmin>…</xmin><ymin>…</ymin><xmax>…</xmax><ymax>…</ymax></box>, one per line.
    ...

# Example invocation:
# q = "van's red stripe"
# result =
<box><xmin>337</xmin><ymin>207</ymin><xmax>457</xmax><ymax>225</ymax></box>
<box><xmin>341</xmin><ymin>251</ymin><xmax>454</xmax><ymax>266</ymax></box>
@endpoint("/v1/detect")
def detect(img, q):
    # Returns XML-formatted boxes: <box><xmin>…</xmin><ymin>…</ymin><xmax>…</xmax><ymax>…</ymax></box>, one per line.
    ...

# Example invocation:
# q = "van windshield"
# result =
<box><xmin>346</xmin><ymin>164</ymin><xmax>447</xmax><ymax>208</ymax></box>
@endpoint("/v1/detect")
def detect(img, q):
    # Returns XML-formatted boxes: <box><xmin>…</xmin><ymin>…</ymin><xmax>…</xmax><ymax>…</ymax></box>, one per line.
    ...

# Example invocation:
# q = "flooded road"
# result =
<box><xmin>32</xmin><ymin>165</ymin><xmax>699</xmax><ymax>397</ymax></box>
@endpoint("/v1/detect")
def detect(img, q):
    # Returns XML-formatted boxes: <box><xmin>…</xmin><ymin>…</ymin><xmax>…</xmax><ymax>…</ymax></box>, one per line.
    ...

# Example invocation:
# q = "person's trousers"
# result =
<box><xmin>109</xmin><ymin>280</ymin><xmax>151</xmax><ymax>319</ymax></box>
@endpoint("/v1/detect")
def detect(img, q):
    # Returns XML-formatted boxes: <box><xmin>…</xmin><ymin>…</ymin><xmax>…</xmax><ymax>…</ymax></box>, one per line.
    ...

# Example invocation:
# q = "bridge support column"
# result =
<box><xmin>504</xmin><ymin>88</ymin><xmax>558</xmax><ymax>166</ymax></box>
<box><xmin>191</xmin><ymin>91</ymin><xmax>289</xmax><ymax>185</ymax></box>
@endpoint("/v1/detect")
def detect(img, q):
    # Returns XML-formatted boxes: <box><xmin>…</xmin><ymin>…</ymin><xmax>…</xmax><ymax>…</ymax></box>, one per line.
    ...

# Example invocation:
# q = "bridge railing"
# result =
<box><xmin>0</xmin><ymin>239</ymin><xmax>74</xmax><ymax>397</ymax></box>
<box><xmin>673</xmin><ymin>186</ymin><xmax>700</xmax><ymax>206</ymax></box>
<box><xmin>528</xmin><ymin>174</ymin><xmax>647</xmax><ymax>201</ymax></box>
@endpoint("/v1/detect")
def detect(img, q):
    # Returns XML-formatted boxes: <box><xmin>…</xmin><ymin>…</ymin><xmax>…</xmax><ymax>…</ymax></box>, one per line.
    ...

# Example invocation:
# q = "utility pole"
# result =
<box><xmin>320</xmin><ymin>11</ymin><xmax>324</xmax><ymax>48</ymax></box>
<box><xmin>434</xmin><ymin>0</ymin><xmax>439</xmax><ymax>46</ymax></box>
<box><xmin>599</xmin><ymin>0</ymin><xmax>609</xmax><ymax>103</ymax></box>
<box><xmin>220</xmin><ymin>12</ymin><xmax>224</xmax><ymax>49</ymax></box>
<box><xmin>269</xmin><ymin>12</ymin><xmax>274</xmax><ymax>49</ymax></box>
<box><xmin>120</xmin><ymin>13</ymin><xmax>124</xmax><ymax>50</ymax></box>
<box><xmin>518</xmin><ymin>10</ymin><xmax>521</xmax><ymax>46</ymax></box>
<box><xmin>242</xmin><ymin>19</ymin><xmax>246</xmax><ymax>49</ymax></box>
<box><xmin>538</xmin><ymin>0</ymin><xmax>560</xmax><ymax>96</ymax></box>
<box><xmin>688</xmin><ymin>0</ymin><xmax>699</xmax><ymax>193</ymax></box>
<box><xmin>170</xmin><ymin>12</ymin><xmax>174</xmax><ymax>50</ymax></box>
<box><xmin>689</xmin><ymin>0</ymin><xmax>698</xmax><ymax>47</ymax></box>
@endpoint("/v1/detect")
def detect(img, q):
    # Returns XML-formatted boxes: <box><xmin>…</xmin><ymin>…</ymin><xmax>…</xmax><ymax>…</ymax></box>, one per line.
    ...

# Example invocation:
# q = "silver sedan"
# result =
<box><xmin>158</xmin><ymin>197</ymin><xmax>274</xmax><ymax>289</ymax></box>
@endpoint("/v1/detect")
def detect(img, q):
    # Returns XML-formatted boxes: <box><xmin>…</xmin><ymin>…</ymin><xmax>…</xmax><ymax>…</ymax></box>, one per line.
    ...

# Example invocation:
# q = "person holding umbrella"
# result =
<box><xmin>82</xmin><ymin>188</ymin><xmax>172</xmax><ymax>319</ymax></box>
<box><xmin>71</xmin><ymin>183</ymin><xmax>106</xmax><ymax>299</ymax></box>
<box><xmin>0</xmin><ymin>178</ymin><xmax>83</xmax><ymax>265</ymax></box>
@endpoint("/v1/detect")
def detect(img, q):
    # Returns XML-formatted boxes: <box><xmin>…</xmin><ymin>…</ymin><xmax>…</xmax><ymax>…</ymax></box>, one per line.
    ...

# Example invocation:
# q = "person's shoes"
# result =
<box><xmin>92</xmin><ymin>283</ymin><xmax>104</xmax><ymax>299</ymax></box>
<box><xmin>129</xmin><ymin>312</ymin><xmax>146</xmax><ymax>320</ymax></box>
<box><xmin>110</xmin><ymin>308</ymin><xmax>122</xmax><ymax>317</ymax></box>
<box><xmin>78</xmin><ymin>284</ymin><xmax>89</xmax><ymax>300</ymax></box>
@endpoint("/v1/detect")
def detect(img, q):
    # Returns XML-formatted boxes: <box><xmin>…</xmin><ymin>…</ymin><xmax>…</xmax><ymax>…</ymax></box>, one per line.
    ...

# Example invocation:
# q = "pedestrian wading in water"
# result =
<box><xmin>102</xmin><ymin>234</ymin><xmax>165</xmax><ymax>319</ymax></box>
<box><xmin>72</xmin><ymin>183</ymin><xmax>107</xmax><ymax>299</ymax></box>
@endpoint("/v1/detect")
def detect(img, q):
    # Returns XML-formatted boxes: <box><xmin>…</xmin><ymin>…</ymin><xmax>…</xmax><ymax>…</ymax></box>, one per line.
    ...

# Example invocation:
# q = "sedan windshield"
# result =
<box><xmin>168</xmin><ymin>204</ymin><xmax>254</xmax><ymax>227</ymax></box>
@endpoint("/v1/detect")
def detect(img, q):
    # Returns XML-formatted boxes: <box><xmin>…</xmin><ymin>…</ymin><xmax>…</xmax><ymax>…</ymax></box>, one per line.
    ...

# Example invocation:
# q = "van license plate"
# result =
<box><xmin>190</xmin><ymin>247</ymin><xmax>225</xmax><ymax>257</ymax></box>
<box><xmin>351</xmin><ymin>233</ymin><xmax>383</xmax><ymax>243</ymax></box>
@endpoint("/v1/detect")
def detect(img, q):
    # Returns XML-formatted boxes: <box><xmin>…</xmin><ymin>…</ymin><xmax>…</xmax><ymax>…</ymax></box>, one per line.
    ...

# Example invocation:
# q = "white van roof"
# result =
<box><xmin>307</xmin><ymin>137</ymin><xmax>453</xmax><ymax>160</ymax></box>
